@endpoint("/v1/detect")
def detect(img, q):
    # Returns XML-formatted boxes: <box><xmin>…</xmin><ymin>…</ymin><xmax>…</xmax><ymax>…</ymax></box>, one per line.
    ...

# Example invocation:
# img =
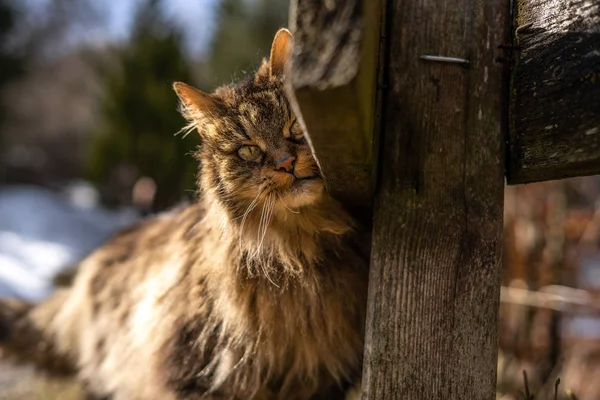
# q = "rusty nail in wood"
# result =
<box><xmin>419</xmin><ymin>55</ymin><xmax>470</xmax><ymax>65</ymax></box>
<box><xmin>515</xmin><ymin>22</ymin><xmax>534</xmax><ymax>34</ymax></box>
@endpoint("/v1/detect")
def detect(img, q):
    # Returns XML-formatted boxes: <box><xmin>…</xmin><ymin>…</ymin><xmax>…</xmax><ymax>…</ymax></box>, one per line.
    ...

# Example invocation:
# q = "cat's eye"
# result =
<box><xmin>237</xmin><ymin>145</ymin><xmax>263</xmax><ymax>162</ymax></box>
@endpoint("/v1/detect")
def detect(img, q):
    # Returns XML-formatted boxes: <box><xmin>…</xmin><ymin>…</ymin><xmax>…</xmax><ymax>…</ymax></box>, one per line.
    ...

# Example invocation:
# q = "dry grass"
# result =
<box><xmin>497</xmin><ymin>367</ymin><xmax>581</xmax><ymax>400</ymax></box>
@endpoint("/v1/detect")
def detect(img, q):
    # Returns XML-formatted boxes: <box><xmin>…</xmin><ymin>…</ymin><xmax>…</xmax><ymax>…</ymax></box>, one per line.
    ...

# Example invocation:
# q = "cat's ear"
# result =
<box><xmin>269</xmin><ymin>28</ymin><xmax>292</xmax><ymax>78</ymax></box>
<box><xmin>173</xmin><ymin>82</ymin><xmax>221</xmax><ymax>123</ymax></box>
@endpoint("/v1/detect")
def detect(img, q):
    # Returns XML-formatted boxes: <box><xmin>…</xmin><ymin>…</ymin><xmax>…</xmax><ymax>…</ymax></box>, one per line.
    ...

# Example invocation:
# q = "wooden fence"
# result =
<box><xmin>286</xmin><ymin>0</ymin><xmax>600</xmax><ymax>399</ymax></box>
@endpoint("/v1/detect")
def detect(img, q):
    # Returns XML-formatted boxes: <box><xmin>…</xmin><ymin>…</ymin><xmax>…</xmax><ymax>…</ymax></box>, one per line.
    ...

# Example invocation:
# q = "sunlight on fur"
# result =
<box><xmin>0</xmin><ymin>28</ymin><xmax>369</xmax><ymax>400</ymax></box>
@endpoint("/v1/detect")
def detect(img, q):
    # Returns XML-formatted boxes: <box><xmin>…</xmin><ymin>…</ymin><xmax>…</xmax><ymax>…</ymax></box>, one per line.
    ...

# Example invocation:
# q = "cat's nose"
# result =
<box><xmin>275</xmin><ymin>154</ymin><xmax>296</xmax><ymax>173</ymax></box>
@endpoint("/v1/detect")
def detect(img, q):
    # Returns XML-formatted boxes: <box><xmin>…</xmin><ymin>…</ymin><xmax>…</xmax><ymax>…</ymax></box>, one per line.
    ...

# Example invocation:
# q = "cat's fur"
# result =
<box><xmin>0</xmin><ymin>29</ymin><xmax>368</xmax><ymax>400</ymax></box>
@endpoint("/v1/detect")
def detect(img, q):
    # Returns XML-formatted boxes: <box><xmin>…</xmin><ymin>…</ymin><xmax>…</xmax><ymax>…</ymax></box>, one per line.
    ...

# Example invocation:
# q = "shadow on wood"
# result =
<box><xmin>285</xmin><ymin>0</ymin><xmax>383</xmax><ymax>208</ymax></box>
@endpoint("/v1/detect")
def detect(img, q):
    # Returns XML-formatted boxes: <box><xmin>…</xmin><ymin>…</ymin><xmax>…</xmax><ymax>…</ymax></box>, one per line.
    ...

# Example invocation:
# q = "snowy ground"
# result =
<box><xmin>0</xmin><ymin>182</ymin><xmax>139</xmax><ymax>301</ymax></box>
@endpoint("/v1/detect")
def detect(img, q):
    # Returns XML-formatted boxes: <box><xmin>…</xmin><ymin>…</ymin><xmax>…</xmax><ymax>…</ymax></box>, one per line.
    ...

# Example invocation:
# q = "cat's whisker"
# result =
<box><xmin>260</xmin><ymin>195</ymin><xmax>274</xmax><ymax>242</ymax></box>
<box><xmin>259</xmin><ymin>195</ymin><xmax>274</xmax><ymax>248</ymax></box>
<box><xmin>253</xmin><ymin>197</ymin><xmax>268</xmax><ymax>262</ymax></box>
<box><xmin>255</xmin><ymin>194</ymin><xmax>272</xmax><ymax>252</ymax></box>
<box><xmin>175</xmin><ymin>121</ymin><xmax>197</xmax><ymax>139</ymax></box>
<box><xmin>238</xmin><ymin>190</ymin><xmax>265</xmax><ymax>249</ymax></box>
<box><xmin>277</xmin><ymin>191</ymin><xmax>300</xmax><ymax>214</ymax></box>
<box><xmin>256</xmin><ymin>194</ymin><xmax>279</xmax><ymax>287</ymax></box>
<box><xmin>239</xmin><ymin>201</ymin><xmax>259</xmax><ymax>249</ymax></box>
<box><xmin>266</xmin><ymin>195</ymin><xmax>276</xmax><ymax>234</ymax></box>
<box><xmin>235</xmin><ymin>190</ymin><xmax>262</xmax><ymax>221</ymax></box>
<box><xmin>253</xmin><ymin>195</ymin><xmax>268</xmax><ymax>256</ymax></box>
<box><xmin>236</xmin><ymin>200</ymin><xmax>258</xmax><ymax>222</ymax></box>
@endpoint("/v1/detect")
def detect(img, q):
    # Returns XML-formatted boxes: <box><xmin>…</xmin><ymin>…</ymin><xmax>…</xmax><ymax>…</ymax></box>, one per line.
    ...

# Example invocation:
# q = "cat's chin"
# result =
<box><xmin>279</xmin><ymin>178</ymin><xmax>324</xmax><ymax>209</ymax></box>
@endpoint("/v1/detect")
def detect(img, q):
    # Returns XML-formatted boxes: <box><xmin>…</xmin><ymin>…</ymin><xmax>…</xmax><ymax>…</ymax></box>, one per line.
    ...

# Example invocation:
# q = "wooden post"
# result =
<box><xmin>285</xmin><ymin>0</ymin><xmax>600</xmax><ymax>398</ymax></box>
<box><xmin>285</xmin><ymin>0</ymin><xmax>384</xmax><ymax>210</ymax></box>
<box><xmin>362</xmin><ymin>0</ymin><xmax>508</xmax><ymax>399</ymax></box>
<box><xmin>507</xmin><ymin>0</ymin><xmax>600</xmax><ymax>184</ymax></box>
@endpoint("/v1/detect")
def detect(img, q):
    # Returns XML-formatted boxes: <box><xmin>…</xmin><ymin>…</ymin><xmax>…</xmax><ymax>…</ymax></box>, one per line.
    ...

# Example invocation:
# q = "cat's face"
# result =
<box><xmin>199</xmin><ymin>83</ymin><xmax>324</xmax><ymax>212</ymax></box>
<box><xmin>174</xmin><ymin>29</ymin><xmax>325</xmax><ymax>222</ymax></box>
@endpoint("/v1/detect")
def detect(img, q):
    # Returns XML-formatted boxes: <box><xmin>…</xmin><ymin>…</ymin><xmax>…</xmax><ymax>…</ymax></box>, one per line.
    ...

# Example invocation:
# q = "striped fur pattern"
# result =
<box><xmin>0</xmin><ymin>29</ymin><xmax>369</xmax><ymax>400</ymax></box>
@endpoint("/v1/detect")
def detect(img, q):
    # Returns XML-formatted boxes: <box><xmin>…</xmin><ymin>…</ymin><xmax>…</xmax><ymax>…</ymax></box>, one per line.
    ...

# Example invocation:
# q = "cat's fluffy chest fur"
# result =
<box><xmin>71</xmin><ymin>198</ymin><xmax>368</xmax><ymax>400</ymax></box>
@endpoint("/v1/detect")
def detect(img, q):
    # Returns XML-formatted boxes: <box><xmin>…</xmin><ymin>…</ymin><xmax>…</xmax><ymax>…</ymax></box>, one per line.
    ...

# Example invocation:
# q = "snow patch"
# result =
<box><xmin>0</xmin><ymin>183</ymin><xmax>139</xmax><ymax>301</ymax></box>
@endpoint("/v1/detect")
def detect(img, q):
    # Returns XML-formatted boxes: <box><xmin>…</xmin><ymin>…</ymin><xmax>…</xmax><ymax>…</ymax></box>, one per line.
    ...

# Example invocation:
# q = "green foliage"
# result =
<box><xmin>85</xmin><ymin>0</ymin><xmax>289</xmax><ymax>210</ymax></box>
<box><xmin>0</xmin><ymin>0</ymin><xmax>23</xmax><ymax>83</ymax></box>
<box><xmin>86</xmin><ymin>0</ymin><xmax>199</xmax><ymax>210</ymax></box>
<box><xmin>206</xmin><ymin>0</ymin><xmax>290</xmax><ymax>87</ymax></box>
<box><xmin>0</xmin><ymin>0</ymin><xmax>24</xmax><ymax>176</ymax></box>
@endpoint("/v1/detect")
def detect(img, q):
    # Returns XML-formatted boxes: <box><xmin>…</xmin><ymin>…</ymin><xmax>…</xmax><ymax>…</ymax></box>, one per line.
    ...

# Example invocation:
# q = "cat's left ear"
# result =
<box><xmin>269</xmin><ymin>28</ymin><xmax>292</xmax><ymax>78</ymax></box>
<box><xmin>173</xmin><ymin>82</ymin><xmax>222</xmax><ymax>122</ymax></box>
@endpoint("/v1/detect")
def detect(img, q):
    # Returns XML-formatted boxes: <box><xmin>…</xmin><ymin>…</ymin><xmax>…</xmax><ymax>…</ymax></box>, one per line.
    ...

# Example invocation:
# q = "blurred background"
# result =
<box><xmin>0</xmin><ymin>0</ymin><xmax>598</xmax><ymax>399</ymax></box>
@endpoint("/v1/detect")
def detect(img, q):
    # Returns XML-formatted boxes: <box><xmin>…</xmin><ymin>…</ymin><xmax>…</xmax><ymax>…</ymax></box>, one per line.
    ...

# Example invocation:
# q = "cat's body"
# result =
<box><xmin>0</xmin><ymin>29</ymin><xmax>369</xmax><ymax>400</ymax></box>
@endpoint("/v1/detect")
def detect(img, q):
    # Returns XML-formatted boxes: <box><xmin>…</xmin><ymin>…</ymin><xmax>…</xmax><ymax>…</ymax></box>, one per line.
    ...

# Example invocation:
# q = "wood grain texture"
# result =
<box><xmin>507</xmin><ymin>0</ymin><xmax>600</xmax><ymax>184</ymax></box>
<box><xmin>361</xmin><ymin>0</ymin><xmax>508</xmax><ymax>399</ymax></box>
<box><xmin>285</xmin><ymin>0</ymin><xmax>383</xmax><ymax>207</ymax></box>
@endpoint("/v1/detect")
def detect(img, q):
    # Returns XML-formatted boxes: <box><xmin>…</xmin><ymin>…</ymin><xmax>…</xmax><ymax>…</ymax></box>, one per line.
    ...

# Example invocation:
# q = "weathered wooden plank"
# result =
<box><xmin>507</xmin><ymin>0</ymin><xmax>600</xmax><ymax>184</ymax></box>
<box><xmin>361</xmin><ymin>0</ymin><xmax>508</xmax><ymax>398</ymax></box>
<box><xmin>285</xmin><ymin>0</ymin><xmax>383</xmax><ymax>207</ymax></box>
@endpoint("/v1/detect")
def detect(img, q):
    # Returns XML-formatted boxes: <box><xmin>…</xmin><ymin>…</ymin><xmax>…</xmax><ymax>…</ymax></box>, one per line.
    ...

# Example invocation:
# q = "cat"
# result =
<box><xmin>0</xmin><ymin>28</ymin><xmax>369</xmax><ymax>400</ymax></box>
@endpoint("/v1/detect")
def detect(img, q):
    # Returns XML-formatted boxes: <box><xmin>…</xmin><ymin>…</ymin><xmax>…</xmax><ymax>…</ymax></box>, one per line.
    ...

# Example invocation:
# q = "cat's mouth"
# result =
<box><xmin>290</xmin><ymin>173</ymin><xmax>320</xmax><ymax>187</ymax></box>
<box><xmin>269</xmin><ymin>170</ymin><xmax>323</xmax><ymax>201</ymax></box>
<box><xmin>269</xmin><ymin>174</ymin><xmax>323</xmax><ymax>208</ymax></box>
<box><xmin>286</xmin><ymin>174</ymin><xmax>323</xmax><ymax>195</ymax></box>
<box><xmin>295</xmin><ymin>174</ymin><xmax>319</xmax><ymax>182</ymax></box>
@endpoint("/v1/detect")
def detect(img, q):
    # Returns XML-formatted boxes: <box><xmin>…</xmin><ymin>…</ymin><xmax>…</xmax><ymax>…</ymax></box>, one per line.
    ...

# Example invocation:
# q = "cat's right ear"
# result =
<box><xmin>269</xmin><ymin>28</ymin><xmax>292</xmax><ymax>78</ymax></box>
<box><xmin>173</xmin><ymin>82</ymin><xmax>221</xmax><ymax>123</ymax></box>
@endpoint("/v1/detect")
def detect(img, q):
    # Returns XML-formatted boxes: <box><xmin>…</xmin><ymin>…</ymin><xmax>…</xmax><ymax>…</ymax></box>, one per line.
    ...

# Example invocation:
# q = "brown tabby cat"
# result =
<box><xmin>0</xmin><ymin>29</ymin><xmax>368</xmax><ymax>400</ymax></box>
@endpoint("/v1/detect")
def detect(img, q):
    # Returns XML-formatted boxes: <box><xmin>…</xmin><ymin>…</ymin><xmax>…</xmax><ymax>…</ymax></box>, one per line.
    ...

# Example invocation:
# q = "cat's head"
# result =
<box><xmin>174</xmin><ymin>29</ymin><xmax>326</xmax><ymax>223</ymax></box>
